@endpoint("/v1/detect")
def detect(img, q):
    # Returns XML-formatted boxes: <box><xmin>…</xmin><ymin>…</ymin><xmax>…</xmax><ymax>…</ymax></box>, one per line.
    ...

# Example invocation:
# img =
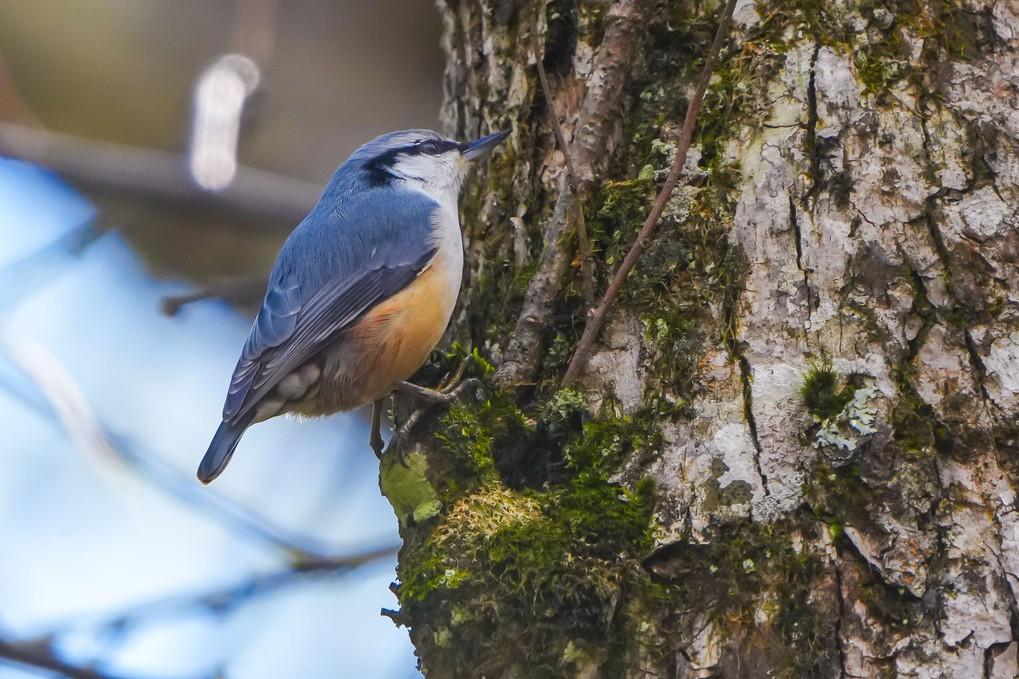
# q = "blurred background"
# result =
<box><xmin>0</xmin><ymin>1</ymin><xmax>444</xmax><ymax>677</ymax></box>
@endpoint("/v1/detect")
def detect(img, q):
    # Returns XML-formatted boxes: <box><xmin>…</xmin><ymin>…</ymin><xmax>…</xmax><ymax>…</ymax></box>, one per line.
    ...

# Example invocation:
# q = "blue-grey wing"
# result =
<box><xmin>223</xmin><ymin>279</ymin><xmax>302</xmax><ymax>419</ymax></box>
<box><xmin>222</xmin><ymin>185</ymin><xmax>441</xmax><ymax>423</ymax></box>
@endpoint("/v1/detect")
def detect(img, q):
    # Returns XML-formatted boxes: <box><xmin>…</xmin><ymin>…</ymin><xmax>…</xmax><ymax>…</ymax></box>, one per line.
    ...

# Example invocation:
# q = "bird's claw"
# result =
<box><xmin>395</xmin><ymin>378</ymin><xmax>483</xmax><ymax>405</ymax></box>
<box><xmin>384</xmin><ymin>378</ymin><xmax>485</xmax><ymax>466</ymax></box>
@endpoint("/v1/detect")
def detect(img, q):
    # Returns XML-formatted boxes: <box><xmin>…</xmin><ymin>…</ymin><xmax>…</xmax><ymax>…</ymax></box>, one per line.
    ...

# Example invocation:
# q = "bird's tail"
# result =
<box><xmin>197</xmin><ymin>417</ymin><xmax>252</xmax><ymax>484</ymax></box>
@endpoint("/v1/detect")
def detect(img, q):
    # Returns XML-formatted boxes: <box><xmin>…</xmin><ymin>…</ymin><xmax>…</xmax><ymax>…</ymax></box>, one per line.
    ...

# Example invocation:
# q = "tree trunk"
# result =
<box><xmin>380</xmin><ymin>0</ymin><xmax>1019</xmax><ymax>676</ymax></box>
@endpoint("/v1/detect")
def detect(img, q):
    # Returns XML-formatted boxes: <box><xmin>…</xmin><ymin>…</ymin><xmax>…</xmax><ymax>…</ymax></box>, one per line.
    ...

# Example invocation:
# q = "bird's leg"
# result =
<box><xmin>370</xmin><ymin>398</ymin><xmax>385</xmax><ymax>458</ymax></box>
<box><xmin>387</xmin><ymin>407</ymin><xmax>427</xmax><ymax>468</ymax></box>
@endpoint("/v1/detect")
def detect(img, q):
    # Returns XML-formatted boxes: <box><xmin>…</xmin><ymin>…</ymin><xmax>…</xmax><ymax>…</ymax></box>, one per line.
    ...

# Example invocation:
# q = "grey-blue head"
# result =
<box><xmin>325</xmin><ymin>128</ymin><xmax>510</xmax><ymax>200</ymax></box>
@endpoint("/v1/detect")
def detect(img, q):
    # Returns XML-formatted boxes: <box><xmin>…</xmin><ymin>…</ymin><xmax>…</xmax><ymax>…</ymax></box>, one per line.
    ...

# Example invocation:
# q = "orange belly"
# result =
<box><xmin>360</xmin><ymin>262</ymin><xmax>457</xmax><ymax>387</ymax></box>
<box><xmin>289</xmin><ymin>260</ymin><xmax>459</xmax><ymax>416</ymax></box>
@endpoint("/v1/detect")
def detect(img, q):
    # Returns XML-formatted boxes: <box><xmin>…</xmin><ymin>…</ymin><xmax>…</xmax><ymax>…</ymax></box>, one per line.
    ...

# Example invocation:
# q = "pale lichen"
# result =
<box><xmin>813</xmin><ymin>384</ymin><xmax>879</xmax><ymax>451</ymax></box>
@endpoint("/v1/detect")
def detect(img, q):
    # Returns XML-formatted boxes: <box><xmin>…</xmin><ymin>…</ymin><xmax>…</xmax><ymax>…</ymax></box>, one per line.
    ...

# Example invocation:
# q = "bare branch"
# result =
<box><xmin>45</xmin><ymin>545</ymin><xmax>398</xmax><ymax>639</ymax></box>
<box><xmin>0</xmin><ymin>546</ymin><xmax>396</xmax><ymax>679</ymax></box>
<box><xmin>0</xmin><ymin>123</ymin><xmax>319</xmax><ymax>223</ymax></box>
<box><xmin>496</xmin><ymin>0</ymin><xmax>648</xmax><ymax>387</ymax></box>
<box><xmin>0</xmin><ymin>635</ymin><xmax>147</xmax><ymax>679</ymax></box>
<box><xmin>0</xmin><ymin>221</ymin><xmax>102</xmax><ymax>313</ymax></box>
<box><xmin>564</xmin><ymin>0</ymin><xmax>739</xmax><ymax>384</ymax></box>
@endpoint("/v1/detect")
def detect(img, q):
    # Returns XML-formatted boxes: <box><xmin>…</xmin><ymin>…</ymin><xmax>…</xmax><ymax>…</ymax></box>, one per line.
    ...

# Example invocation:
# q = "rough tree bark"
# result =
<box><xmin>380</xmin><ymin>0</ymin><xmax>1019</xmax><ymax>677</ymax></box>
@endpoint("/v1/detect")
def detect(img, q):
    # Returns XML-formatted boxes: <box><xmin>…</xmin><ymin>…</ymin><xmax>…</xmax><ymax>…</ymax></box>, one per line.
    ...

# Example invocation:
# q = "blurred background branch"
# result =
<box><xmin>58</xmin><ymin>545</ymin><xmax>400</xmax><ymax>638</ymax></box>
<box><xmin>0</xmin><ymin>328</ymin><xmax>373</xmax><ymax>561</ymax></box>
<box><xmin>0</xmin><ymin>123</ymin><xmax>319</xmax><ymax>223</ymax></box>
<box><xmin>0</xmin><ymin>635</ymin><xmax>148</xmax><ymax>679</ymax></box>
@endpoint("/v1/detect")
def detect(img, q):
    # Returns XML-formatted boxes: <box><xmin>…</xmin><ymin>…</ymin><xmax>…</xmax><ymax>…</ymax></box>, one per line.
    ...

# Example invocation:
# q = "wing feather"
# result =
<box><xmin>221</xmin><ymin>186</ymin><xmax>442</xmax><ymax>423</ymax></box>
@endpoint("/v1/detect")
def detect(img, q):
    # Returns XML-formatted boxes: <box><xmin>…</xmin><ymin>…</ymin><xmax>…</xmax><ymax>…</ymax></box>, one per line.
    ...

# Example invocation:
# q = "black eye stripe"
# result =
<box><xmin>363</xmin><ymin>138</ymin><xmax>459</xmax><ymax>185</ymax></box>
<box><xmin>411</xmin><ymin>139</ymin><xmax>459</xmax><ymax>155</ymax></box>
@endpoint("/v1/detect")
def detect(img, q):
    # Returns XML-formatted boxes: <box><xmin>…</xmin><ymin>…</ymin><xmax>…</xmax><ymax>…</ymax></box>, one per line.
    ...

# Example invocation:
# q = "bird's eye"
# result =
<box><xmin>417</xmin><ymin>139</ymin><xmax>442</xmax><ymax>154</ymax></box>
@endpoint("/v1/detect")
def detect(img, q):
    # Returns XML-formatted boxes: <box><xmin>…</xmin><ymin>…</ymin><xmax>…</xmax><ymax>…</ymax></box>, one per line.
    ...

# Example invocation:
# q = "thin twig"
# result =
<box><xmin>0</xmin><ymin>549</ymin><xmax>391</xmax><ymax>677</ymax></box>
<box><xmin>0</xmin><ymin>221</ymin><xmax>103</xmax><ymax>313</ymax></box>
<box><xmin>531</xmin><ymin>35</ymin><xmax>596</xmax><ymax>304</ymax></box>
<box><xmin>563</xmin><ymin>0</ymin><xmax>739</xmax><ymax>384</ymax></box>
<box><xmin>495</xmin><ymin>0</ymin><xmax>646</xmax><ymax>387</ymax></box>
<box><xmin>40</xmin><ymin>545</ymin><xmax>398</xmax><ymax>640</ymax></box>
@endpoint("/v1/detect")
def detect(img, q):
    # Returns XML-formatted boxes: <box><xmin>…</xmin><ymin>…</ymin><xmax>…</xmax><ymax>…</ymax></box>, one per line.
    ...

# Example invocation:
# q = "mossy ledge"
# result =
<box><xmin>383</xmin><ymin>383</ymin><xmax>659</xmax><ymax>678</ymax></box>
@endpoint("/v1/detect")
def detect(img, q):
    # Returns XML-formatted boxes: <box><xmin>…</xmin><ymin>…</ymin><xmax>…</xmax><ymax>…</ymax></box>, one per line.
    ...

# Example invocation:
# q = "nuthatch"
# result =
<box><xmin>198</xmin><ymin>128</ymin><xmax>509</xmax><ymax>484</ymax></box>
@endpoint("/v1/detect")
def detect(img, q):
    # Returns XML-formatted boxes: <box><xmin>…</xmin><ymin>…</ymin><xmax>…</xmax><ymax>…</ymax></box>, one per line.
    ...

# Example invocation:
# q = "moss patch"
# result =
<box><xmin>380</xmin><ymin>451</ymin><xmax>443</xmax><ymax>526</ymax></box>
<box><xmin>643</xmin><ymin>519</ymin><xmax>839</xmax><ymax>677</ymax></box>
<box><xmin>385</xmin><ymin>383</ymin><xmax>665</xmax><ymax>677</ymax></box>
<box><xmin>801</xmin><ymin>362</ymin><xmax>858</xmax><ymax>421</ymax></box>
<box><xmin>394</xmin><ymin>456</ymin><xmax>655</xmax><ymax>676</ymax></box>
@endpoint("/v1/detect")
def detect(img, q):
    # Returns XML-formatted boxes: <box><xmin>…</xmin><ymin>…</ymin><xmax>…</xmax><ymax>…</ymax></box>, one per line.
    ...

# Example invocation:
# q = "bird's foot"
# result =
<box><xmin>385</xmin><ymin>379</ymin><xmax>484</xmax><ymax>466</ymax></box>
<box><xmin>395</xmin><ymin>378</ymin><xmax>482</xmax><ymax>405</ymax></box>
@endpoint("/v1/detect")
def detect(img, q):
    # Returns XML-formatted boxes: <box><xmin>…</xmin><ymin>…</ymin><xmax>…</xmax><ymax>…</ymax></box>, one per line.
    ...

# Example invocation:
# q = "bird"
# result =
<box><xmin>197</xmin><ymin>128</ymin><xmax>510</xmax><ymax>484</ymax></box>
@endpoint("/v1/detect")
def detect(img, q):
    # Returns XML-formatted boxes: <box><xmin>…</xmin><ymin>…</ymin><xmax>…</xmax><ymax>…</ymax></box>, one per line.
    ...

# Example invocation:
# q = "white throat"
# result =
<box><xmin>390</xmin><ymin>151</ymin><xmax>466</xmax><ymax>209</ymax></box>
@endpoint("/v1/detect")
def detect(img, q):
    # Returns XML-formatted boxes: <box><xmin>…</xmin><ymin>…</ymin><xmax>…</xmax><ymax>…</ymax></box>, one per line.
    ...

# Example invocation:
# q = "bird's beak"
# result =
<box><xmin>461</xmin><ymin>129</ymin><xmax>510</xmax><ymax>162</ymax></box>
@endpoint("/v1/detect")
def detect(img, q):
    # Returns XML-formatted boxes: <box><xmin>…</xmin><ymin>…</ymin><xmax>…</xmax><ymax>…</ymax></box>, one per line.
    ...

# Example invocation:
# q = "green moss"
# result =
<box><xmin>414</xmin><ymin>342</ymin><xmax>496</xmax><ymax>389</ymax></box>
<box><xmin>434</xmin><ymin>389</ymin><xmax>526</xmax><ymax>492</ymax></box>
<box><xmin>856</xmin><ymin>51</ymin><xmax>909</xmax><ymax>93</ymax></box>
<box><xmin>586</xmin><ymin>177</ymin><xmax>655</xmax><ymax>270</ymax></box>
<box><xmin>541</xmin><ymin>331</ymin><xmax>574</xmax><ymax>376</ymax></box>
<box><xmin>853</xmin><ymin>7</ymin><xmax>913</xmax><ymax>95</ymax></box>
<box><xmin>800</xmin><ymin>362</ymin><xmax>859</xmax><ymax>421</ymax></box>
<box><xmin>922</xmin><ymin>0</ymin><xmax>994</xmax><ymax>63</ymax></box>
<box><xmin>581</xmin><ymin>68</ymin><xmax>747</xmax><ymax>394</ymax></box>
<box><xmin>388</xmin><ymin>389</ymin><xmax>664</xmax><ymax>677</ymax></box>
<box><xmin>560</xmin><ymin>404</ymin><xmax>664</xmax><ymax>484</ymax></box>
<box><xmin>756</xmin><ymin>0</ymin><xmax>853</xmax><ymax>51</ymax></box>
<box><xmin>850</xmin><ymin>0</ymin><xmax>995</xmax><ymax>98</ymax></box>
<box><xmin>380</xmin><ymin>451</ymin><xmax>443</xmax><ymax>526</ymax></box>
<box><xmin>644</xmin><ymin>519</ymin><xmax>837</xmax><ymax>677</ymax></box>
<box><xmin>395</xmin><ymin>473</ymin><xmax>655</xmax><ymax>677</ymax></box>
